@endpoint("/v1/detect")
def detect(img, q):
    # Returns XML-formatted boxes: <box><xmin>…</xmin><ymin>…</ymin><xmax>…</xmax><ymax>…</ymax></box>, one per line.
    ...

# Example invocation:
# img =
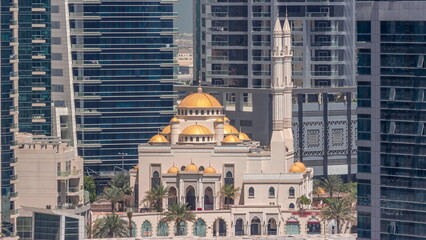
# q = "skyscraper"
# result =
<box><xmin>68</xmin><ymin>0</ymin><xmax>177</xmax><ymax>173</ymax></box>
<box><xmin>356</xmin><ymin>1</ymin><xmax>426</xmax><ymax>239</ymax></box>
<box><xmin>191</xmin><ymin>0</ymin><xmax>357</xmax><ymax>178</ymax></box>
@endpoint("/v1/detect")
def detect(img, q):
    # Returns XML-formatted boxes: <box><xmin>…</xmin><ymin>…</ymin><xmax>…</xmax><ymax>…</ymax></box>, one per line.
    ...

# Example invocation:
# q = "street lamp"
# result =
<box><xmin>118</xmin><ymin>152</ymin><xmax>128</xmax><ymax>170</ymax></box>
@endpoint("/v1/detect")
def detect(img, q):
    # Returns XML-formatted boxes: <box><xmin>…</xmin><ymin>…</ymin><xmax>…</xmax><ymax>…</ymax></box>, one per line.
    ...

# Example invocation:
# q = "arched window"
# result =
<box><xmin>289</xmin><ymin>203</ymin><xmax>295</xmax><ymax>209</ymax></box>
<box><xmin>190</xmin><ymin>110</ymin><xmax>193</xmax><ymax>115</ymax></box>
<box><xmin>216</xmin><ymin>110</ymin><xmax>219</xmax><ymax>114</ymax></box>
<box><xmin>213</xmin><ymin>218</ymin><xmax>227</xmax><ymax>236</ymax></box>
<box><xmin>289</xmin><ymin>187</ymin><xmax>295</xmax><ymax>197</ymax></box>
<box><xmin>181</xmin><ymin>166</ymin><xmax>186</xmax><ymax>171</ymax></box>
<box><xmin>225</xmin><ymin>171</ymin><xmax>234</xmax><ymax>185</ymax></box>
<box><xmin>202</xmin><ymin>137</ymin><xmax>205</xmax><ymax>141</ymax></box>
<box><xmin>193</xmin><ymin>218</ymin><xmax>206</xmax><ymax>237</ymax></box>
<box><xmin>141</xmin><ymin>221</ymin><xmax>152</xmax><ymax>237</ymax></box>
<box><xmin>185</xmin><ymin>137</ymin><xmax>188</xmax><ymax>141</ymax></box>
<box><xmin>235</xmin><ymin>218</ymin><xmax>244</xmax><ymax>236</ymax></box>
<box><xmin>285</xmin><ymin>218</ymin><xmax>300</xmax><ymax>235</ymax></box>
<box><xmin>157</xmin><ymin>221</ymin><xmax>168</xmax><ymax>236</ymax></box>
<box><xmin>195</xmin><ymin>110</ymin><xmax>199</xmax><ymax>115</ymax></box>
<box><xmin>307</xmin><ymin>218</ymin><xmax>321</xmax><ymax>234</ymax></box>
<box><xmin>151</xmin><ymin>171</ymin><xmax>160</xmax><ymax>189</ymax></box>
<box><xmin>199</xmin><ymin>166</ymin><xmax>205</xmax><ymax>171</ymax></box>
<box><xmin>190</xmin><ymin>137</ymin><xmax>193</xmax><ymax>142</ymax></box>
<box><xmin>175</xmin><ymin>221</ymin><xmax>187</xmax><ymax>236</ymax></box>
<box><xmin>168</xmin><ymin>187</ymin><xmax>177</xmax><ymax>207</ymax></box>
<box><xmin>249</xmin><ymin>187</ymin><xmax>255</xmax><ymax>197</ymax></box>
<box><xmin>250</xmin><ymin>217</ymin><xmax>261</xmax><ymax>235</ymax></box>
<box><xmin>267</xmin><ymin>218</ymin><xmax>277</xmax><ymax>235</ymax></box>
<box><xmin>201</xmin><ymin>110</ymin><xmax>204</xmax><ymax>115</ymax></box>
<box><xmin>196</xmin><ymin>137</ymin><xmax>199</xmax><ymax>142</ymax></box>
<box><xmin>269</xmin><ymin>187</ymin><xmax>275</xmax><ymax>197</ymax></box>
<box><xmin>207</xmin><ymin>110</ymin><xmax>210</xmax><ymax>115</ymax></box>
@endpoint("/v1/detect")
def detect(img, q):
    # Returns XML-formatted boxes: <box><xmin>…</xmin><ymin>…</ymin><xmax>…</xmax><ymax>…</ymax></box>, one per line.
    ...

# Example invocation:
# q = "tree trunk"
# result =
<box><xmin>226</xmin><ymin>197</ymin><xmax>230</xmax><ymax>210</ymax></box>
<box><xmin>336</xmin><ymin>220</ymin><xmax>340</xmax><ymax>234</ymax></box>
<box><xmin>111</xmin><ymin>201</ymin><xmax>115</xmax><ymax>214</ymax></box>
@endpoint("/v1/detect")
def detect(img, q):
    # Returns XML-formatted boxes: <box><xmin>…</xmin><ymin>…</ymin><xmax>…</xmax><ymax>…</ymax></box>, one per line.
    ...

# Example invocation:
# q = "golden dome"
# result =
<box><xmin>133</xmin><ymin>164</ymin><xmax>139</xmax><ymax>170</ymax></box>
<box><xmin>224</xmin><ymin>124</ymin><xmax>239</xmax><ymax>134</ymax></box>
<box><xmin>170</xmin><ymin>117</ymin><xmax>180</xmax><ymax>123</ymax></box>
<box><xmin>161</xmin><ymin>125</ymin><xmax>171</xmax><ymax>134</ymax></box>
<box><xmin>239</xmin><ymin>132</ymin><xmax>251</xmax><ymax>141</ymax></box>
<box><xmin>222</xmin><ymin>135</ymin><xmax>241</xmax><ymax>143</ymax></box>
<box><xmin>181</xmin><ymin>125</ymin><xmax>213</xmax><ymax>135</ymax></box>
<box><xmin>289</xmin><ymin>162</ymin><xmax>306</xmax><ymax>173</ymax></box>
<box><xmin>204</xmin><ymin>166</ymin><xmax>216</xmax><ymax>174</ymax></box>
<box><xmin>148</xmin><ymin>134</ymin><xmax>169</xmax><ymax>143</ymax></box>
<box><xmin>167</xmin><ymin>166</ymin><xmax>180</xmax><ymax>174</ymax></box>
<box><xmin>178</xmin><ymin>88</ymin><xmax>222</xmax><ymax>108</ymax></box>
<box><xmin>184</xmin><ymin>163</ymin><xmax>198</xmax><ymax>172</ymax></box>
<box><xmin>214</xmin><ymin>118</ymin><xmax>224</xmax><ymax>123</ymax></box>
<box><xmin>224</xmin><ymin>117</ymin><xmax>230</xmax><ymax>122</ymax></box>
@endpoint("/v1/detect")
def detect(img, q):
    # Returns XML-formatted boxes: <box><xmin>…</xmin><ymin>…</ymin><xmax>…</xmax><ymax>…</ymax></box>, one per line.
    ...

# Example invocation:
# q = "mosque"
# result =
<box><xmin>128</xmin><ymin>15</ymin><xmax>323</xmax><ymax>238</ymax></box>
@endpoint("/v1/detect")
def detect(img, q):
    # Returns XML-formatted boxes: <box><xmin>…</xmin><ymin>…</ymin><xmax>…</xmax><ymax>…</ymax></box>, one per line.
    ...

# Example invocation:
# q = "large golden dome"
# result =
<box><xmin>181</xmin><ymin>125</ymin><xmax>213</xmax><ymax>135</ymax></box>
<box><xmin>148</xmin><ymin>134</ymin><xmax>169</xmax><ymax>143</ymax></box>
<box><xmin>239</xmin><ymin>132</ymin><xmax>251</xmax><ymax>141</ymax></box>
<box><xmin>222</xmin><ymin>135</ymin><xmax>241</xmax><ymax>143</ymax></box>
<box><xmin>184</xmin><ymin>163</ymin><xmax>198</xmax><ymax>172</ymax></box>
<box><xmin>178</xmin><ymin>87</ymin><xmax>222</xmax><ymax>108</ymax></box>
<box><xmin>224</xmin><ymin>124</ymin><xmax>239</xmax><ymax>134</ymax></box>
<box><xmin>161</xmin><ymin>125</ymin><xmax>171</xmax><ymax>134</ymax></box>
<box><xmin>289</xmin><ymin>162</ymin><xmax>306</xmax><ymax>173</ymax></box>
<box><xmin>167</xmin><ymin>166</ymin><xmax>180</xmax><ymax>174</ymax></box>
<box><xmin>204</xmin><ymin>166</ymin><xmax>217</xmax><ymax>174</ymax></box>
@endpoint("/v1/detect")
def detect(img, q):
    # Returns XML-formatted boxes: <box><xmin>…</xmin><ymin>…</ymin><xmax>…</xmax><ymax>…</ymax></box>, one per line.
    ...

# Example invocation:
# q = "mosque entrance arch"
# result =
<box><xmin>213</xmin><ymin>218</ymin><xmax>227</xmax><ymax>236</ymax></box>
<box><xmin>235</xmin><ymin>218</ymin><xmax>244</xmax><ymax>236</ymax></box>
<box><xmin>186</xmin><ymin>186</ymin><xmax>196</xmax><ymax>210</ymax></box>
<box><xmin>267</xmin><ymin>218</ymin><xmax>277</xmax><ymax>235</ymax></box>
<box><xmin>204</xmin><ymin>187</ymin><xmax>214</xmax><ymax>210</ymax></box>
<box><xmin>250</xmin><ymin>217</ymin><xmax>261</xmax><ymax>235</ymax></box>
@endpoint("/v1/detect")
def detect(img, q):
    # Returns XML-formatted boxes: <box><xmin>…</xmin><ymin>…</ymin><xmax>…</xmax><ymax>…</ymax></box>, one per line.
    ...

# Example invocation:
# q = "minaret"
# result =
<box><xmin>267</xmin><ymin>12</ymin><xmax>294</xmax><ymax>173</ymax></box>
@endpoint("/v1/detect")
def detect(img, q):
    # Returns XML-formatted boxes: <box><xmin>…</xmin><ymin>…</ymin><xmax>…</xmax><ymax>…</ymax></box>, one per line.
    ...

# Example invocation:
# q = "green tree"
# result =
<box><xmin>161</xmin><ymin>203</ymin><xmax>196</xmax><ymax>236</ymax></box>
<box><xmin>321</xmin><ymin>198</ymin><xmax>355</xmax><ymax>234</ymax></box>
<box><xmin>102</xmin><ymin>187</ymin><xmax>124</xmax><ymax>214</ymax></box>
<box><xmin>219</xmin><ymin>185</ymin><xmax>240</xmax><ymax>209</ymax></box>
<box><xmin>143</xmin><ymin>184</ymin><xmax>169</xmax><ymax>212</ymax></box>
<box><xmin>94</xmin><ymin>214</ymin><xmax>129</xmax><ymax>238</ymax></box>
<box><xmin>84</xmin><ymin>175</ymin><xmax>97</xmax><ymax>203</ymax></box>
<box><xmin>319</xmin><ymin>175</ymin><xmax>343</xmax><ymax>198</ymax></box>
<box><xmin>110</xmin><ymin>173</ymin><xmax>132</xmax><ymax>210</ymax></box>
<box><xmin>297</xmin><ymin>195</ymin><xmax>312</xmax><ymax>210</ymax></box>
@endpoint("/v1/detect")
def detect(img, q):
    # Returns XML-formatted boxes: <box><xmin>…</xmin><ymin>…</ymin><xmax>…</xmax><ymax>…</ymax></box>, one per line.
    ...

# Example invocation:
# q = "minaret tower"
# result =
<box><xmin>268</xmin><ymin>11</ymin><xmax>295</xmax><ymax>173</ymax></box>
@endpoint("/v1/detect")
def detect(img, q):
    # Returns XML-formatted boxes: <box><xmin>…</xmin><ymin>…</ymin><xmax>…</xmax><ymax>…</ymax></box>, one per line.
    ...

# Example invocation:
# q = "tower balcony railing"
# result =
<box><xmin>312</xmin><ymin>27</ymin><xmax>338</xmax><ymax>32</ymax></box>
<box><xmin>306</xmin><ymin>12</ymin><xmax>330</xmax><ymax>17</ymax></box>
<box><xmin>253</xmin><ymin>27</ymin><xmax>270</xmax><ymax>32</ymax></box>
<box><xmin>32</xmin><ymin>114</ymin><xmax>45</xmax><ymax>119</ymax></box>
<box><xmin>311</xmin><ymin>56</ymin><xmax>339</xmax><ymax>62</ymax></box>
<box><xmin>207</xmin><ymin>41</ymin><xmax>228</xmax><ymax>47</ymax></box>
<box><xmin>58</xmin><ymin>171</ymin><xmax>71</xmax><ymax>177</ymax></box>
<box><xmin>11</xmin><ymin>175</ymin><xmax>18</xmax><ymax>181</ymax></box>
<box><xmin>311</xmin><ymin>41</ymin><xmax>339</xmax><ymax>47</ymax></box>
<box><xmin>252</xmin><ymin>41</ymin><xmax>270</xmax><ymax>46</ymax></box>
<box><xmin>207</xmin><ymin>70</ymin><xmax>229</xmax><ymax>76</ymax></box>
<box><xmin>207</xmin><ymin>56</ymin><xmax>229</xmax><ymax>61</ymax></box>
<box><xmin>311</xmin><ymin>71</ymin><xmax>338</xmax><ymax>76</ymax></box>
<box><xmin>253</xmin><ymin>56</ymin><xmax>271</xmax><ymax>61</ymax></box>
<box><xmin>207</xmin><ymin>12</ymin><xmax>228</xmax><ymax>18</ymax></box>
<box><xmin>9</xmin><ymin>37</ymin><xmax>18</xmax><ymax>43</ymax></box>
<box><xmin>253</xmin><ymin>12</ymin><xmax>271</xmax><ymax>17</ymax></box>
<box><xmin>209</xmin><ymin>27</ymin><xmax>228</xmax><ymax>32</ymax></box>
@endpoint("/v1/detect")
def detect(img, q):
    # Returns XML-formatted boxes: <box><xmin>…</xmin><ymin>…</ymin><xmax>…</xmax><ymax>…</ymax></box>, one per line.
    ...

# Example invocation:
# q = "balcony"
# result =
<box><xmin>75</xmin><ymin>108</ymin><xmax>101</xmax><ymax>116</ymax></box>
<box><xmin>32</xmin><ymin>67</ymin><xmax>47</xmax><ymax>75</ymax></box>
<box><xmin>32</xmin><ymin>35</ymin><xmax>46</xmax><ymax>43</ymax></box>
<box><xmin>32</xmin><ymin>53</ymin><xmax>46</xmax><ymax>59</ymax></box>
<box><xmin>72</xmin><ymin>60</ymin><xmax>101</xmax><ymax>67</ymax></box>
<box><xmin>311</xmin><ymin>71</ymin><xmax>338</xmax><ymax>77</ymax></box>
<box><xmin>10</xmin><ymin>157</ymin><xmax>18</xmax><ymax>165</ymax></box>
<box><xmin>207</xmin><ymin>56</ymin><xmax>229</xmax><ymax>61</ymax></box>
<box><xmin>10</xmin><ymin>192</ymin><xmax>18</xmax><ymax>199</ymax></box>
<box><xmin>11</xmin><ymin>175</ymin><xmax>18</xmax><ymax>182</ymax></box>
<box><xmin>311</xmin><ymin>56</ymin><xmax>339</xmax><ymax>62</ymax></box>
<box><xmin>10</xmin><ymin>123</ymin><xmax>18</xmax><ymax>133</ymax></box>
<box><xmin>32</xmin><ymin>114</ymin><xmax>46</xmax><ymax>123</ymax></box>
<box><xmin>73</xmin><ymin>76</ymin><xmax>101</xmax><ymax>83</ymax></box>
<box><xmin>74</xmin><ymin>92</ymin><xmax>101</xmax><ymax>100</ymax></box>
<box><xmin>311</xmin><ymin>41</ymin><xmax>339</xmax><ymax>47</ymax></box>
<box><xmin>311</xmin><ymin>27</ymin><xmax>338</xmax><ymax>32</ymax></box>
<box><xmin>77</xmin><ymin>140</ymin><xmax>101</xmax><ymax>148</ymax></box>
<box><xmin>57</xmin><ymin>171</ymin><xmax>70</xmax><ymax>179</ymax></box>
<box><xmin>306</xmin><ymin>12</ymin><xmax>330</xmax><ymax>18</ymax></box>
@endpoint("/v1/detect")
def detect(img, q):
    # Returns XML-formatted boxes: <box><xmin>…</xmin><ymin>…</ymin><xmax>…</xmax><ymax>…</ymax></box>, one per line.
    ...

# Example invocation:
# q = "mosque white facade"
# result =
<box><xmin>128</xmin><ymin>15</ymin><xmax>324</xmax><ymax>238</ymax></box>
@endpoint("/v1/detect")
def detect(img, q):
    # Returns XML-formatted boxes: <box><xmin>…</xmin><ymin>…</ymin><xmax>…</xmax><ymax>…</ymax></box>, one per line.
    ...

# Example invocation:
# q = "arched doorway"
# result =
<box><xmin>157</xmin><ymin>221</ymin><xmax>168</xmax><ymax>237</ymax></box>
<box><xmin>204</xmin><ymin>187</ymin><xmax>214</xmax><ymax>210</ymax></box>
<box><xmin>186</xmin><ymin>186</ymin><xmax>196</xmax><ymax>210</ymax></box>
<box><xmin>285</xmin><ymin>218</ymin><xmax>300</xmax><ymax>235</ymax></box>
<box><xmin>175</xmin><ymin>221</ymin><xmax>187</xmax><ymax>236</ymax></box>
<box><xmin>250</xmin><ymin>217</ymin><xmax>261</xmax><ymax>235</ymax></box>
<box><xmin>307</xmin><ymin>218</ymin><xmax>321</xmax><ymax>234</ymax></box>
<box><xmin>141</xmin><ymin>221</ymin><xmax>152</xmax><ymax>237</ymax></box>
<box><xmin>193</xmin><ymin>218</ymin><xmax>206</xmax><ymax>237</ymax></box>
<box><xmin>213</xmin><ymin>218</ymin><xmax>227</xmax><ymax>236</ymax></box>
<box><xmin>267</xmin><ymin>218</ymin><xmax>277</xmax><ymax>235</ymax></box>
<box><xmin>168</xmin><ymin>187</ymin><xmax>177</xmax><ymax>207</ymax></box>
<box><xmin>235</xmin><ymin>218</ymin><xmax>244</xmax><ymax>236</ymax></box>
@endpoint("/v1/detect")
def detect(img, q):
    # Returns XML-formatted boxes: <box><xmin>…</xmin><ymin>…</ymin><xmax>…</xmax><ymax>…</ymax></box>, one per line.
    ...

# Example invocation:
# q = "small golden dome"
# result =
<box><xmin>224</xmin><ymin>124</ymin><xmax>239</xmax><ymax>134</ymax></box>
<box><xmin>214</xmin><ymin>118</ymin><xmax>224</xmax><ymax>123</ymax></box>
<box><xmin>178</xmin><ymin>88</ymin><xmax>222</xmax><ymax>108</ymax></box>
<box><xmin>148</xmin><ymin>134</ymin><xmax>169</xmax><ymax>143</ymax></box>
<box><xmin>167</xmin><ymin>166</ymin><xmax>180</xmax><ymax>174</ymax></box>
<box><xmin>222</xmin><ymin>135</ymin><xmax>241</xmax><ymax>143</ymax></box>
<box><xmin>239</xmin><ymin>132</ymin><xmax>251</xmax><ymax>141</ymax></box>
<box><xmin>204</xmin><ymin>166</ymin><xmax>216</xmax><ymax>174</ymax></box>
<box><xmin>289</xmin><ymin>162</ymin><xmax>306</xmax><ymax>173</ymax></box>
<box><xmin>184</xmin><ymin>163</ymin><xmax>198</xmax><ymax>172</ymax></box>
<box><xmin>170</xmin><ymin>117</ymin><xmax>180</xmax><ymax>123</ymax></box>
<box><xmin>133</xmin><ymin>164</ymin><xmax>139</xmax><ymax>170</ymax></box>
<box><xmin>161</xmin><ymin>125</ymin><xmax>171</xmax><ymax>134</ymax></box>
<box><xmin>224</xmin><ymin>117</ymin><xmax>230</xmax><ymax>122</ymax></box>
<box><xmin>181</xmin><ymin>125</ymin><xmax>213</xmax><ymax>135</ymax></box>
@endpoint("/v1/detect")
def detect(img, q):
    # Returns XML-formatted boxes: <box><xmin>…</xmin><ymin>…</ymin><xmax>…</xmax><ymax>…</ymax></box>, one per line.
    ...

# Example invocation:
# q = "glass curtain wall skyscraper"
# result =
<box><xmin>68</xmin><ymin>0</ymin><xmax>177</xmax><ymax>173</ymax></box>
<box><xmin>356</xmin><ymin>1</ymin><xmax>426</xmax><ymax>239</ymax></box>
<box><xmin>193</xmin><ymin>0</ymin><xmax>357</xmax><ymax>178</ymax></box>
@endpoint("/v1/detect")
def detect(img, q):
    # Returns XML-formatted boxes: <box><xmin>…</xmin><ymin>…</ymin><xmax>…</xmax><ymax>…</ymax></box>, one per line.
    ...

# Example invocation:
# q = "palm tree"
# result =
<box><xmin>85</xmin><ymin>222</ymin><xmax>97</xmax><ymax>239</ymax></box>
<box><xmin>219</xmin><ymin>185</ymin><xmax>240</xmax><ymax>209</ymax></box>
<box><xmin>94</xmin><ymin>214</ymin><xmax>129</xmax><ymax>238</ymax></box>
<box><xmin>319</xmin><ymin>175</ymin><xmax>343</xmax><ymax>198</ymax></box>
<box><xmin>127</xmin><ymin>211</ymin><xmax>134</xmax><ymax>237</ymax></box>
<box><xmin>297</xmin><ymin>195</ymin><xmax>312</xmax><ymax>210</ymax></box>
<box><xmin>110</xmin><ymin>173</ymin><xmax>132</xmax><ymax>209</ymax></box>
<box><xmin>102</xmin><ymin>187</ymin><xmax>125</xmax><ymax>214</ymax></box>
<box><xmin>321</xmin><ymin>198</ymin><xmax>355</xmax><ymax>234</ymax></box>
<box><xmin>161</xmin><ymin>203</ymin><xmax>196</xmax><ymax>236</ymax></box>
<box><xmin>143</xmin><ymin>184</ymin><xmax>169</xmax><ymax>212</ymax></box>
